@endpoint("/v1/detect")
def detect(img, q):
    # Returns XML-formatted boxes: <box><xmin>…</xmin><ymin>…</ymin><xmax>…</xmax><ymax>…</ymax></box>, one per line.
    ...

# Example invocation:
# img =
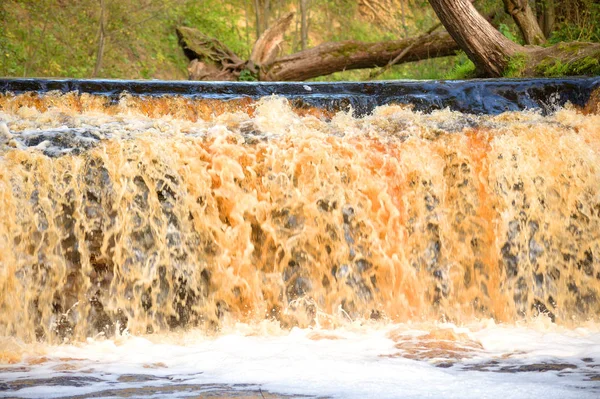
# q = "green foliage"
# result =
<box><xmin>498</xmin><ymin>23</ymin><xmax>520</xmax><ymax>44</ymax></box>
<box><xmin>180</xmin><ymin>0</ymin><xmax>251</xmax><ymax>58</ymax></box>
<box><xmin>309</xmin><ymin>55</ymin><xmax>477</xmax><ymax>82</ymax></box>
<box><xmin>3</xmin><ymin>0</ymin><xmax>596</xmax><ymax>81</ymax></box>
<box><xmin>536</xmin><ymin>55</ymin><xmax>600</xmax><ymax>77</ymax></box>
<box><xmin>0</xmin><ymin>0</ymin><xmax>249</xmax><ymax>79</ymax></box>
<box><xmin>444</xmin><ymin>52</ymin><xmax>476</xmax><ymax>80</ymax></box>
<box><xmin>504</xmin><ymin>53</ymin><xmax>528</xmax><ymax>77</ymax></box>
<box><xmin>0</xmin><ymin>8</ymin><xmax>19</xmax><ymax>76</ymax></box>
<box><xmin>238</xmin><ymin>69</ymin><xmax>258</xmax><ymax>81</ymax></box>
<box><xmin>549</xmin><ymin>3</ymin><xmax>600</xmax><ymax>44</ymax></box>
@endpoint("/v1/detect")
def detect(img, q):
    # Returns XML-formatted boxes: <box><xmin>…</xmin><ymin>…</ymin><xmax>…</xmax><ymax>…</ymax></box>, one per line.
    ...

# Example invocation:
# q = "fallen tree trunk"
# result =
<box><xmin>524</xmin><ymin>42</ymin><xmax>600</xmax><ymax>77</ymax></box>
<box><xmin>261</xmin><ymin>31</ymin><xmax>459</xmax><ymax>81</ymax></box>
<box><xmin>177</xmin><ymin>27</ymin><xmax>245</xmax><ymax>81</ymax></box>
<box><xmin>178</xmin><ymin>3</ymin><xmax>600</xmax><ymax>81</ymax></box>
<box><xmin>177</xmin><ymin>21</ymin><xmax>459</xmax><ymax>81</ymax></box>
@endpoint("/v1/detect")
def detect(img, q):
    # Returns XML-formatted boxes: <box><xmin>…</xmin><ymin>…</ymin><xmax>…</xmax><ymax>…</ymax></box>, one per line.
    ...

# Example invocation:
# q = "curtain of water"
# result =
<box><xmin>0</xmin><ymin>92</ymin><xmax>599</xmax><ymax>343</ymax></box>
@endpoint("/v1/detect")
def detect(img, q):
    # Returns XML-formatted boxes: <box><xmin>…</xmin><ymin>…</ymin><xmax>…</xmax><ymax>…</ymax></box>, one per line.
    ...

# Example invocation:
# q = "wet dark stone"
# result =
<box><xmin>2</xmin><ymin>77</ymin><xmax>599</xmax><ymax>116</ymax></box>
<box><xmin>11</xmin><ymin>128</ymin><xmax>104</xmax><ymax>157</ymax></box>
<box><xmin>424</xmin><ymin>194</ymin><xmax>439</xmax><ymax>211</ymax></box>
<box><xmin>156</xmin><ymin>177</ymin><xmax>178</xmax><ymax>203</ymax></box>
<box><xmin>141</xmin><ymin>289</ymin><xmax>152</xmax><ymax>311</ymax></box>
<box><xmin>168</xmin><ymin>276</ymin><xmax>198</xmax><ymax>329</ymax></box>
<box><xmin>355</xmin><ymin>281</ymin><xmax>373</xmax><ymax>301</ymax></box>
<box><xmin>499</xmin><ymin>363</ymin><xmax>577</xmax><ymax>373</ymax></box>
<box><xmin>283</xmin><ymin>260</ymin><xmax>299</xmax><ymax>282</ymax></box>
<box><xmin>342</xmin><ymin>206</ymin><xmax>355</xmax><ymax>224</ymax></box>
<box><xmin>216</xmin><ymin>300</ymin><xmax>229</xmax><ymax>319</ymax></box>
<box><xmin>117</xmin><ymin>374</ymin><xmax>165</xmax><ymax>383</ymax></box>
<box><xmin>578</xmin><ymin>250</ymin><xmax>594</xmax><ymax>276</ymax></box>
<box><xmin>335</xmin><ymin>264</ymin><xmax>350</xmax><ymax>280</ymax></box>
<box><xmin>89</xmin><ymin>295</ymin><xmax>114</xmax><ymax>336</ymax></box>
<box><xmin>370</xmin><ymin>309</ymin><xmax>382</xmax><ymax>320</ymax></box>
<box><xmin>3</xmin><ymin>376</ymin><xmax>105</xmax><ymax>389</ymax></box>
<box><xmin>532</xmin><ymin>299</ymin><xmax>556</xmax><ymax>322</ymax></box>
<box><xmin>464</xmin><ymin>360</ymin><xmax>501</xmax><ymax>372</ymax></box>
<box><xmin>317</xmin><ymin>199</ymin><xmax>337</xmax><ymax>212</ymax></box>
<box><xmin>286</xmin><ymin>277</ymin><xmax>312</xmax><ymax>300</ymax></box>
<box><xmin>426</xmin><ymin>223</ymin><xmax>439</xmax><ymax>234</ymax></box>
<box><xmin>343</xmin><ymin>225</ymin><xmax>355</xmax><ymax>246</ymax></box>
<box><xmin>272</xmin><ymin>208</ymin><xmax>303</xmax><ymax>230</ymax></box>
<box><xmin>568</xmin><ymin>280</ymin><xmax>579</xmax><ymax>294</ymax></box>
<box><xmin>548</xmin><ymin>266</ymin><xmax>561</xmax><ymax>281</ymax></box>
<box><xmin>425</xmin><ymin>240</ymin><xmax>441</xmax><ymax>270</ymax></box>
<box><xmin>355</xmin><ymin>259</ymin><xmax>372</xmax><ymax>273</ymax></box>
<box><xmin>115</xmin><ymin>309</ymin><xmax>128</xmax><ymax>334</ymax></box>
<box><xmin>200</xmin><ymin>269</ymin><xmax>211</xmax><ymax>293</ymax></box>
<box><xmin>528</xmin><ymin>237</ymin><xmax>544</xmax><ymax>264</ymax></box>
<box><xmin>501</xmin><ymin>243</ymin><xmax>519</xmax><ymax>278</ymax></box>
<box><xmin>513</xmin><ymin>276</ymin><xmax>529</xmax><ymax>311</ymax></box>
<box><xmin>370</xmin><ymin>274</ymin><xmax>377</xmax><ymax>288</ymax></box>
<box><xmin>534</xmin><ymin>273</ymin><xmax>544</xmax><ymax>287</ymax></box>
<box><xmin>54</xmin><ymin>314</ymin><xmax>75</xmax><ymax>340</ymax></box>
<box><xmin>464</xmin><ymin>266</ymin><xmax>472</xmax><ymax>287</ymax></box>
<box><xmin>575</xmin><ymin>290</ymin><xmax>598</xmax><ymax>314</ymax></box>
<box><xmin>132</xmin><ymin>226</ymin><xmax>155</xmax><ymax>251</ymax></box>
<box><xmin>507</xmin><ymin>220</ymin><xmax>521</xmax><ymax>241</ymax></box>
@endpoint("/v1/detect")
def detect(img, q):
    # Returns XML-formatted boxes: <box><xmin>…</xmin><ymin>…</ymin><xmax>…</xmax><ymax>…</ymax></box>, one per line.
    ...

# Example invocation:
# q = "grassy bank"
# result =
<box><xmin>1</xmin><ymin>0</ymin><xmax>598</xmax><ymax>81</ymax></box>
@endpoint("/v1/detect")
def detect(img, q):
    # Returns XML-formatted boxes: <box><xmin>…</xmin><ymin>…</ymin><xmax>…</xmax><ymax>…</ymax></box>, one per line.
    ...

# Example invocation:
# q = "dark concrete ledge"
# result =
<box><xmin>1</xmin><ymin>77</ymin><xmax>599</xmax><ymax>115</ymax></box>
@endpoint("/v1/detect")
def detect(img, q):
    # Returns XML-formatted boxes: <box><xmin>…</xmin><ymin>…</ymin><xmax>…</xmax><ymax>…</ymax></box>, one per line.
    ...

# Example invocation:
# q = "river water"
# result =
<box><xmin>0</xmin><ymin>91</ymin><xmax>599</xmax><ymax>398</ymax></box>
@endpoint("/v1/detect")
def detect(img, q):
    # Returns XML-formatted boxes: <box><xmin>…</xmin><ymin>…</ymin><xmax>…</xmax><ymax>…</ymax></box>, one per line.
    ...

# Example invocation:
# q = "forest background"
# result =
<box><xmin>1</xmin><ymin>0</ymin><xmax>599</xmax><ymax>81</ymax></box>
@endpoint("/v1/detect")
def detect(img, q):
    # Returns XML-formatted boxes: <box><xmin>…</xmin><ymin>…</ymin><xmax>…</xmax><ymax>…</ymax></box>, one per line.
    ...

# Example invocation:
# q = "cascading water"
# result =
<box><xmin>1</xmin><ymin>80</ymin><xmax>599</xmax><ymax>398</ymax></box>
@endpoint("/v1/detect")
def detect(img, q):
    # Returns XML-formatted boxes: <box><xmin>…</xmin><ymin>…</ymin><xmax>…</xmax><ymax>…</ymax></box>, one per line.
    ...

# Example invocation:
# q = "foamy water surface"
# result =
<box><xmin>2</xmin><ymin>319</ymin><xmax>600</xmax><ymax>398</ymax></box>
<box><xmin>1</xmin><ymin>92</ymin><xmax>600</xmax><ymax>398</ymax></box>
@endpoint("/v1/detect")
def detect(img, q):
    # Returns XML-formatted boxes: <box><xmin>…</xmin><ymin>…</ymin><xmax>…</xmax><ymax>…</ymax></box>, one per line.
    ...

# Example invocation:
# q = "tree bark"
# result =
<box><xmin>429</xmin><ymin>0</ymin><xmax>600</xmax><ymax>78</ymax></box>
<box><xmin>300</xmin><ymin>0</ymin><xmax>309</xmax><ymax>50</ymax></box>
<box><xmin>178</xmin><ymin>0</ymin><xmax>600</xmax><ymax>81</ymax></box>
<box><xmin>262</xmin><ymin>31</ymin><xmax>459</xmax><ymax>81</ymax></box>
<box><xmin>535</xmin><ymin>0</ymin><xmax>555</xmax><ymax>38</ymax></box>
<box><xmin>178</xmin><ymin>23</ymin><xmax>459</xmax><ymax>81</ymax></box>
<box><xmin>399</xmin><ymin>0</ymin><xmax>408</xmax><ymax>38</ymax></box>
<box><xmin>428</xmin><ymin>0</ymin><xmax>521</xmax><ymax>77</ymax></box>
<box><xmin>176</xmin><ymin>27</ymin><xmax>244</xmax><ymax>80</ymax></box>
<box><xmin>253</xmin><ymin>0</ymin><xmax>271</xmax><ymax>40</ymax></box>
<box><xmin>93</xmin><ymin>0</ymin><xmax>107</xmax><ymax>78</ymax></box>
<box><xmin>526</xmin><ymin>42</ymin><xmax>600</xmax><ymax>76</ymax></box>
<box><xmin>250</xmin><ymin>12</ymin><xmax>294</xmax><ymax>67</ymax></box>
<box><xmin>503</xmin><ymin>0</ymin><xmax>546</xmax><ymax>44</ymax></box>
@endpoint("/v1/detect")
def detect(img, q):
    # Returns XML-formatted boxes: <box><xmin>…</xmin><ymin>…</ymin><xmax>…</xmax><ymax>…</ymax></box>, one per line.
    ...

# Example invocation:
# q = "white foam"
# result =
<box><xmin>2</xmin><ymin>321</ymin><xmax>599</xmax><ymax>398</ymax></box>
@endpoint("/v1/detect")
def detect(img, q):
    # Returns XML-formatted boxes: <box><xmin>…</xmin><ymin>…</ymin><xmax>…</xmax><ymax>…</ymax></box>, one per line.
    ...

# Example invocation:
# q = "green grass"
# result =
<box><xmin>0</xmin><ymin>0</ymin><xmax>250</xmax><ymax>79</ymax></box>
<box><xmin>3</xmin><ymin>0</ymin><xmax>465</xmax><ymax>81</ymax></box>
<box><xmin>536</xmin><ymin>55</ymin><xmax>600</xmax><ymax>77</ymax></box>
<box><xmin>504</xmin><ymin>53</ymin><xmax>528</xmax><ymax>77</ymax></box>
<box><xmin>2</xmin><ymin>0</ymin><xmax>598</xmax><ymax>81</ymax></box>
